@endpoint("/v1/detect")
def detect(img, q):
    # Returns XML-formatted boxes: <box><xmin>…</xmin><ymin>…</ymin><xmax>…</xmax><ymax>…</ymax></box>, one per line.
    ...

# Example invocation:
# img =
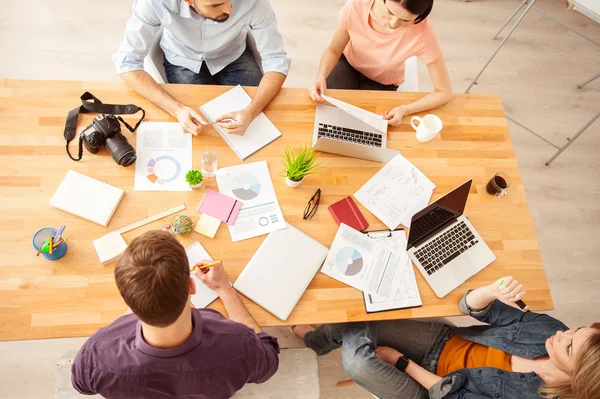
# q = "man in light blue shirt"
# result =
<box><xmin>112</xmin><ymin>0</ymin><xmax>290</xmax><ymax>135</ymax></box>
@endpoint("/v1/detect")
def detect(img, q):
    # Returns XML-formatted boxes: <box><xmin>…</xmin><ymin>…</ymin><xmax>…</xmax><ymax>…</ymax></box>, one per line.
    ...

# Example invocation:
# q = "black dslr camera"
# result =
<box><xmin>81</xmin><ymin>114</ymin><xmax>137</xmax><ymax>167</ymax></box>
<box><xmin>64</xmin><ymin>92</ymin><xmax>145</xmax><ymax>167</ymax></box>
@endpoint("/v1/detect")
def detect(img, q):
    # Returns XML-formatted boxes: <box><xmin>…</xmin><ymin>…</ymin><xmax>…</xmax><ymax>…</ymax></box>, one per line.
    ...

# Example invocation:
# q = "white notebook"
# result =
<box><xmin>50</xmin><ymin>170</ymin><xmax>124</xmax><ymax>226</ymax></box>
<box><xmin>199</xmin><ymin>85</ymin><xmax>281</xmax><ymax>160</ymax></box>
<box><xmin>233</xmin><ymin>223</ymin><xmax>329</xmax><ymax>321</ymax></box>
<box><xmin>186</xmin><ymin>241</ymin><xmax>220</xmax><ymax>308</ymax></box>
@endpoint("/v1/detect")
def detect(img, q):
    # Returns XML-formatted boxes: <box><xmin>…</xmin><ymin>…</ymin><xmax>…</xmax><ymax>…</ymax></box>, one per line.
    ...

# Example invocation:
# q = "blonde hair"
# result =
<box><xmin>540</xmin><ymin>323</ymin><xmax>600</xmax><ymax>399</ymax></box>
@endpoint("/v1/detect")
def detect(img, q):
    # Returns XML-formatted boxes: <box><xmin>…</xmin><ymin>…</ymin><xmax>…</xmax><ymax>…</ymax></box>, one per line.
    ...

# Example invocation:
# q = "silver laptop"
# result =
<box><xmin>406</xmin><ymin>180</ymin><xmax>496</xmax><ymax>298</ymax></box>
<box><xmin>312</xmin><ymin>95</ymin><xmax>399</xmax><ymax>163</ymax></box>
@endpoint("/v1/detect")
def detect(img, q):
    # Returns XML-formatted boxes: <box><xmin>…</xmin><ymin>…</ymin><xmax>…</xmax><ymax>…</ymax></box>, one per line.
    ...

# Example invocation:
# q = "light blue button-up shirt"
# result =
<box><xmin>112</xmin><ymin>0</ymin><xmax>290</xmax><ymax>77</ymax></box>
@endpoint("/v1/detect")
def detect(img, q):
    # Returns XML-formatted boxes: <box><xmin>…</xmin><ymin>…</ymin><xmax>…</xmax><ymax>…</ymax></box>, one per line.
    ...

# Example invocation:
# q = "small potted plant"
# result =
<box><xmin>185</xmin><ymin>169</ymin><xmax>203</xmax><ymax>189</ymax></box>
<box><xmin>281</xmin><ymin>145</ymin><xmax>320</xmax><ymax>188</ymax></box>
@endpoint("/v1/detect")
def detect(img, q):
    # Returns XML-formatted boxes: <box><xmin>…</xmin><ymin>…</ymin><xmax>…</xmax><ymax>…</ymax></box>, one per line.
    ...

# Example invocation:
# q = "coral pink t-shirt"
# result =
<box><xmin>340</xmin><ymin>0</ymin><xmax>443</xmax><ymax>85</ymax></box>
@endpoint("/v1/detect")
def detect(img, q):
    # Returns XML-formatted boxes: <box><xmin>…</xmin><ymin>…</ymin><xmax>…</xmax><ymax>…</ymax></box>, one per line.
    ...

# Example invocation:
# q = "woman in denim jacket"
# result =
<box><xmin>293</xmin><ymin>276</ymin><xmax>600</xmax><ymax>398</ymax></box>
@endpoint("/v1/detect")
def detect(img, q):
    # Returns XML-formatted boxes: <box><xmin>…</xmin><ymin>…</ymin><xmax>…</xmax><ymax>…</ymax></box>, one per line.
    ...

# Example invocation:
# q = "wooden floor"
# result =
<box><xmin>0</xmin><ymin>0</ymin><xmax>599</xmax><ymax>398</ymax></box>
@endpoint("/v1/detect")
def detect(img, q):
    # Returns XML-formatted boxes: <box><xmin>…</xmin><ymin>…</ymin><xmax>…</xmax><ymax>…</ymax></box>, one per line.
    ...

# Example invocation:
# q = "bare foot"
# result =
<box><xmin>290</xmin><ymin>324</ymin><xmax>315</xmax><ymax>339</ymax></box>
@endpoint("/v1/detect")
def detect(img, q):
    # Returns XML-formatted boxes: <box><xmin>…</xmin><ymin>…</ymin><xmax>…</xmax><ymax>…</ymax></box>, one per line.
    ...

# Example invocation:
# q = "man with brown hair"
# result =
<box><xmin>71</xmin><ymin>230</ymin><xmax>279</xmax><ymax>398</ymax></box>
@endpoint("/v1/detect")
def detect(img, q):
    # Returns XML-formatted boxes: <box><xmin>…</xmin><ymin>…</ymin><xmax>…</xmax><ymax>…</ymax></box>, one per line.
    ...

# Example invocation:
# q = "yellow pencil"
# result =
<box><xmin>190</xmin><ymin>260</ymin><xmax>222</xmax><ymax>272</ymax></box>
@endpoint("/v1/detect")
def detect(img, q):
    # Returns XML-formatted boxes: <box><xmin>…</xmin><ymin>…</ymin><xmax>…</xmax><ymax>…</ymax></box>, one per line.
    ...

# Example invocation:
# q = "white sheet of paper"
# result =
<box><xmin>134</xmin><ymin>122</ymin><xmax>192</xmax><ymax>192</ymax></box>
<box><xmin>216</xmin><ymin>160</ymin><xmax>286</xmax><ymax>242</ymax></box>
<box><xmin>186</xmin><ymin>242</ymin><xmax>219</xmax><ymax>308</ymax></box>
<box><xmin>92</xmin><ymin>232</ymin><xmax>127</xmax><ymax>265</ymax></box>
<box><xmin>362</xmin><ymin>230</ymin><xmax>422</xmax><ymax>312</ymax></box>
<box><xmin>200</xmin><ymin>85</ymin><xmax>281</xmax><ymax>160</ymax></box>
<box><xmin>321</xmin><ymin>224</ymin><xmax>407</xmax><ymax>298</ymax></box>
<box><xmin>321</xmin><ymin>94</ymin><xmax>388</xmax><ymax>134</ymax></box>
<box><xmin>354</xmin><ymin>154</ymin><xmax>435</xmax><ymax>230</ymax></box>
<box><xmin>401</xmin><ymin>194</ymin><xmax>432</xmax><ymax>228</ymax></box>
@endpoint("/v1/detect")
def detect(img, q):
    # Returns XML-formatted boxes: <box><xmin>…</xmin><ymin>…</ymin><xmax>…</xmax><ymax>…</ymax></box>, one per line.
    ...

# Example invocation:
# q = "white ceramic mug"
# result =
<box><xmin>410</xmin><ymin>114</ymin><xmax>443</xmax><ymax>142</ymax></box>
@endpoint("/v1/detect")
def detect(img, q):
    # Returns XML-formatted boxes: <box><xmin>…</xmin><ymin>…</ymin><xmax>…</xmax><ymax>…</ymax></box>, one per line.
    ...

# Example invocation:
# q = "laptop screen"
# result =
<box><xmin>406</xmin><ymin>180</ymin><xmax>472</xmax><ymax>249</ymax></box>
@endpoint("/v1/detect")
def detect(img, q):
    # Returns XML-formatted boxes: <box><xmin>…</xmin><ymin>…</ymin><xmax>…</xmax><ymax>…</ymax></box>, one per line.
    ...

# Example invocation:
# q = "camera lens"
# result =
<box><xmin>105</xmin><ymin>133</ymin><xmax>137</xmax><ymax>167</ymax></box>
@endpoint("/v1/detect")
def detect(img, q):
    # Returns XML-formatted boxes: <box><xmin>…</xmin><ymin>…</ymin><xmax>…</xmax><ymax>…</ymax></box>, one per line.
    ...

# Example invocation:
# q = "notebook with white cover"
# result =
<box><xmin>233</xmin><ymin>223</ymin><xmax>329</xmax><ymax>321</ymax></box>
<box><xmin>50</xmin><ymin>170</ymin><xmax>124</xmax><ymax>226</ymax></box>
<box><xmin>186</xmin><ymin>241</ymin><xmax>220</xmax><ymax>308</ymax></box>
<box><xmin>199</xmin><ymin>85</ymin><xmax>281</xmax><ymax>160</ymax></box>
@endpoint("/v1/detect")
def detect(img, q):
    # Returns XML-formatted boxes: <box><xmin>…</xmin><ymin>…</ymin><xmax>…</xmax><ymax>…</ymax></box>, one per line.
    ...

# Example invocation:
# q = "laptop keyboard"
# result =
<box><xmin>414</xmin><ymin>221</ymin><xmax>479</xmax><ymax>276</ymax></box>
<box><xmin>318</xmin><ymin>123</ymin><xmax>383</xmax><ymax>148</ymax></box>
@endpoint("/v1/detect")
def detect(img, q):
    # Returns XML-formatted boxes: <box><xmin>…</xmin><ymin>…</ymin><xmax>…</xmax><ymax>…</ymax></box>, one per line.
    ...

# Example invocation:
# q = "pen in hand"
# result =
<box><xmin>190</xmin><ymin>260</ymin><xmax>223</xmax><ymax>272</ymax></box>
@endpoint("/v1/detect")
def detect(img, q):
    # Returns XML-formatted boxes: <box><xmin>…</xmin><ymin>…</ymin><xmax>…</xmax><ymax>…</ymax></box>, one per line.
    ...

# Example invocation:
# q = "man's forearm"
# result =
<box><xmin>245</xmin><ymin>72</ymin><xmax>286</xmax><ymax>119</ymax></box>
<box><xmin>120</xmin><ymin>70</ymin><xmax>183</xmax><ymax>117</ymax></box>
<box><xmin>218</xmin><ymin>286</ymin><xmax>262</xmax><ymax>334</ymax></box>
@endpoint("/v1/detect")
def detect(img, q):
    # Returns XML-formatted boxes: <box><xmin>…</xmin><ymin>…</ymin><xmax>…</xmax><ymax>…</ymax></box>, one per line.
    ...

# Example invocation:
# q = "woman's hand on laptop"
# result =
<box><xmin>194</xmin><ymin>261</ymin><xmax>231</xmax><ymax>294</ymax></box>
<box><xmin>487</xmin><ymin>276</ymin><xmax>529</xmax><ymax>311</ymax></box>
<box><xmin>382</xmin><ymin>106</ymin><xmax>407</xmax><ymax>126</ymax></box>
<box><xmin>308</xmin><ymin>78</ymin><xmax>327</xmax><ymax>102</ymax></box>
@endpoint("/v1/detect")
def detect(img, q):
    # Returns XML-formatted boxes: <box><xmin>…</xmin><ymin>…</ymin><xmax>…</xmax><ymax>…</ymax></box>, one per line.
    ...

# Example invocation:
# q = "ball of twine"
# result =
<box><xmin>171</xmin><ymin>215</ymin><xmax>193</xmax><ymax>235</ymax></box>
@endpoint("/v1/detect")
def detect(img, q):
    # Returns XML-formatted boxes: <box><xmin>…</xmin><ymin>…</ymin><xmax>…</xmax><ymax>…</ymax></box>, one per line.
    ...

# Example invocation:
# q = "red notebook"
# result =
<box><xmin>328</xmin><ymin>196</ymin><xmax>369</xmax><ymax>232</ymax></box>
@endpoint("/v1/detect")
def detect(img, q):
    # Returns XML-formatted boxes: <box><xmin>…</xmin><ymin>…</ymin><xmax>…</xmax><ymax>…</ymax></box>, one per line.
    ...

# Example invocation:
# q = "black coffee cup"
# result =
<box><xmin>486</xmin><ymin>172</ymin><xmax>511</xmax><ymax>198</ymax></box>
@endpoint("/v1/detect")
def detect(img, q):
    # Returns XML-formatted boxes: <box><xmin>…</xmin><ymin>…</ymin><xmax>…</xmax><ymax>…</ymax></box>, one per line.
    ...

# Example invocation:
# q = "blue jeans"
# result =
<box><xmin>163</xmin><ymin>46</ymin><xmax>263</xmax><ymax>86</ymax></box>
<box><xmin>305</xmin><ymin>320</ymin><xmax>453</xmax><ymax>399</ymax></box>
<box><xmin>327</xmin><ymin>55</ymin><xmax>399</xmax><ymax>91</ymax></box>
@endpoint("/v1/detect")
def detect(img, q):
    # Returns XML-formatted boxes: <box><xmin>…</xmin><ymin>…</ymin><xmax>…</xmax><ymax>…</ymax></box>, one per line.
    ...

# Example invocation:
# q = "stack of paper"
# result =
<box><xmin>321</xmin><ymin>224</ymin><xmax>412</xmax><ymax>301</ymax></box>
<box><xmin>93</xmin><ymin>232</ymin><xmax>128</xmax><ymax>265</ymax></box>
<box><xmin>354</xmin><ymin>154</ymin><xmax>435</xmax><ymax>229</ymax></box>
<box><xmin>362</xmin><ymin>229</ymin><xmax>421</xmax><ymax>312</ymax></box>
<box><xmin>199</xmin><ymin>85</ymin><xmax>282</xmax><ymax>160</ymax></box>
<box><xmin>216</xmin><ymin>161</ymin><xmax>286</xmax><ymax>242</ymax></box>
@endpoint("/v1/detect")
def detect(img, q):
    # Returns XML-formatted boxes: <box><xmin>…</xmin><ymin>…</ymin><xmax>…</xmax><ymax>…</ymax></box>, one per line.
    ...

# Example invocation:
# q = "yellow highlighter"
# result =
<box><xmin>190</xmin><ymin>261</ymin><xmax>223</xmax><ymax>272</ymax></box>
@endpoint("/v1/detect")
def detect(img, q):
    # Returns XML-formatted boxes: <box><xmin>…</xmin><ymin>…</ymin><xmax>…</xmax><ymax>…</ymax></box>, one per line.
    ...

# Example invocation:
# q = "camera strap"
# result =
<box><xmin>64</xmin><ymin>92</ymin><xmax>145</xmax><ymax>161</ymax></box>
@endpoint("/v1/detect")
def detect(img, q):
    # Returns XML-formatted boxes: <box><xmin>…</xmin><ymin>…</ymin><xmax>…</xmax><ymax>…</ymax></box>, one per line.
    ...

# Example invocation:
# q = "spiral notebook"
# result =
<box><xmin>186</xmin><ymin>241</ymin><xmax>220</xmax><ymax>308</ymax></box>
<box><xmin>197</xmin><ymin>189</ymin><xmax>242</xmax><ymax>225</ymax></box>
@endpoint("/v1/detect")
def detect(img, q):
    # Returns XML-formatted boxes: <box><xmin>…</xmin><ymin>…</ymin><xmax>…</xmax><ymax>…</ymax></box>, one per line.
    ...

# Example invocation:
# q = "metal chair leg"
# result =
<box><xmin>546</xmin><ymin>112</ymin><xmax>600</xmax><ymax>166</ymax></box>
<box><xmin>465</xmin><ymin>0</ymin><xmax>536</xmax><ymax>93</ymax></box>
<box><xmin>578</xmin><ymin>72</ymin><xmax>600</xmax><ymax>89</ymax></box>
<box><xmin>493</xmin><ymin>0</ymin><xmax>529</xmax><ymax>40</ymax></box>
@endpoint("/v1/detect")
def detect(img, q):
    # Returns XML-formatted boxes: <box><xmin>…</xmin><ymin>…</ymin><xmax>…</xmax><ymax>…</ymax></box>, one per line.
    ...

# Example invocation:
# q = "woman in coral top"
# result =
<box><xmin>309</xmin><ymin>0</ymin><xmax>452</xmax><ymax>126</ymax></box>
<box><xmin>292</xmin><ymin>277</ymin><xmax>600</xmax><ymax>398</ymax></box>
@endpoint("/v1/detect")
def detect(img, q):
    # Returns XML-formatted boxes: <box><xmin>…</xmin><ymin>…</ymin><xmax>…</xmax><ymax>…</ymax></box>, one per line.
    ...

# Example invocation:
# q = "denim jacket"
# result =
<box><xmin>428</xmin><ymin>291</ymin><xmax>569</xmax><ymax>399</ymax></box>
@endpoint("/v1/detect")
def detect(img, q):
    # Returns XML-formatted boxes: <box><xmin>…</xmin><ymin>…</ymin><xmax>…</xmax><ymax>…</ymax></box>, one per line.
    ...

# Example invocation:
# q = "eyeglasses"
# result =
<box><xmin>303</xmin><ymin>189</ymin><xmax>321</xmax><ymax>220</ymax></box>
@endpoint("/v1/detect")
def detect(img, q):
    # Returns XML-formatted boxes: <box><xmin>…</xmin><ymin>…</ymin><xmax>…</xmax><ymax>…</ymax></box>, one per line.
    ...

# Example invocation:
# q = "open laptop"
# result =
<box><xmin>312</xmin><ymin>94</ymin><xmax>399</xmax><ymax>163</ymax></box>
<box><xmin>406</xmin><ymin>180</ymin><xmax>496</xmax><ymax>298</ymax></box>
<box><xmin>233</xmin><ymin>223</ymin><xmax>329</xmax><ymax>321</ymax></box>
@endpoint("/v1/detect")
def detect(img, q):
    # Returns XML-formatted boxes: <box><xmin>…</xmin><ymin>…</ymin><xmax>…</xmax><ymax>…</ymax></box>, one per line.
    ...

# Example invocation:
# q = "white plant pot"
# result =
<box><xmin>189</xmin><ymin>182</ymin><xmax>203</xmax><ymax>189</ymax></box>
<box><xmin>285</xmin><ymin>177</ymin><xmax>304</xmax><ymax>188</ymax></box>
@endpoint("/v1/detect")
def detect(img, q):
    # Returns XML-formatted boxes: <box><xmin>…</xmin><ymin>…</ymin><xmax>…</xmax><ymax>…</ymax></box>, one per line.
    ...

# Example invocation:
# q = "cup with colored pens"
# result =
<box><xmin>32</xmin><ymin>225</ymin><xmax>68</xmax><ymax>261</ymax></box>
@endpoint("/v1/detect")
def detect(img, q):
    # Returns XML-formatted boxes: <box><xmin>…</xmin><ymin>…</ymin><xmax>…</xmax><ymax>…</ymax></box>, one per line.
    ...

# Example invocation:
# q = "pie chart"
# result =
<box><xmin>146</xmin><ymin>156</ymin><xmax>181</xmax><ymax>185</ymax></box>
<box><xmin>231</xmin><ymin>172</ymin><xmax>261</xmax><ymax>200</ymax></box>
<box><xmin>335</xmin><ymin>247</ymin><xmax>363</xmax><ymax>276</ymax></box>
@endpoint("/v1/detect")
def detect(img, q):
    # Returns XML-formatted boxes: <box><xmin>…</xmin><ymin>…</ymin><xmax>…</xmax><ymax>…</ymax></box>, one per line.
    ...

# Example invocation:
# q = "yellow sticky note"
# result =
<box><xmin>194</xmin><ymin>213</ymin><xmax>221</xmax><ymax>239</ymax></box>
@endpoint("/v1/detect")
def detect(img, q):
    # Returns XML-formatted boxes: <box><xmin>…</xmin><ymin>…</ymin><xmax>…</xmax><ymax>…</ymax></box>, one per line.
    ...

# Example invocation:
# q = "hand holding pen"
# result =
<box><xmin>490</xmin><ymin>276</ymin><xmax>529</xmax><ymax>311</ymax></box>
<box><xmin>192</xmin><ymin>260</ymin><xmax>230</xmax><ymax>294</ymax></box>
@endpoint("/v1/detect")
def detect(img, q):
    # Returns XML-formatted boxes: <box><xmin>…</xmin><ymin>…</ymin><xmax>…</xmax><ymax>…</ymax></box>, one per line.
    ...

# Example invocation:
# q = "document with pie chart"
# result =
<box><xmin>134</xmin><ymin>122</ymin><xmax>192</xmax><ymax>192</ymax></box>
<box><xmin>321</xmin><ymin>223</ymin><xmax>407</xmax><ymax>299</ymax></box>
<box><xmin>216</xmin><ymin>160</ymin><xmax>286</xmax><ymax>241</ymax></box>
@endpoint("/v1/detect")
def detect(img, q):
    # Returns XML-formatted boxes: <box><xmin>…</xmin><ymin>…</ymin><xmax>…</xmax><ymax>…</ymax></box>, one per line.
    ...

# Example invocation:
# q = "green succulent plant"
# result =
<box><xmin>185</xmin><ymin>169</ymin><xmax>203</xmax><ymax>186</ymax></box>
<box><xmin>281</xmin><ymin>145</ymin><xmax>321</xmax><ymax>182</ymax></box>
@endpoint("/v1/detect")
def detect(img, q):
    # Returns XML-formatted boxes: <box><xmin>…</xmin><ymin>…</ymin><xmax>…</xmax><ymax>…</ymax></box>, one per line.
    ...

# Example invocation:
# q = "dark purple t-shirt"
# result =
<box><xmin>71</xmin><ymin>308</ymin><xmax>279</xmax><ymax>399</ymax></box>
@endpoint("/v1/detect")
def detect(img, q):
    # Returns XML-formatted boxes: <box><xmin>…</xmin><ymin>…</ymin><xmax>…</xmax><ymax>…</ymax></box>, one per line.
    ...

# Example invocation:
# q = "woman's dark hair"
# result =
<box><xmin>387</xmin><ymin>0</ymin><xmax>433</xmax><ymax>24</ymax></box>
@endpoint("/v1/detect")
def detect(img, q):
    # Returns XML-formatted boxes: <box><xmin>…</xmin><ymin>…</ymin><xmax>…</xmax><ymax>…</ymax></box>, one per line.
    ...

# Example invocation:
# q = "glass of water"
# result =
<box><xmin>201</xmin><ymin>148</ymin><xmax>218</xmax><ymax>177</ymax></box>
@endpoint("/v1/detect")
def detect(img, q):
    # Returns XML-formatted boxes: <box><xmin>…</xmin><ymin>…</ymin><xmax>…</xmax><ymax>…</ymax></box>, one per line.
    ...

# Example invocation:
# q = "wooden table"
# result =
<box><xmin>0</xmin><ymin>79</ymin><xmax>553</xmax><ymax>341</ymax></box>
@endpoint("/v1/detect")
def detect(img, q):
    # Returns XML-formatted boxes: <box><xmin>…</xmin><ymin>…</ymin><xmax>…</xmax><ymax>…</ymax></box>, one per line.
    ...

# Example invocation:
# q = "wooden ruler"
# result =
<box><xmin>104</xmin><ymin>203</ymin><xmax>186</xmax><ymax>236</ymax></box>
